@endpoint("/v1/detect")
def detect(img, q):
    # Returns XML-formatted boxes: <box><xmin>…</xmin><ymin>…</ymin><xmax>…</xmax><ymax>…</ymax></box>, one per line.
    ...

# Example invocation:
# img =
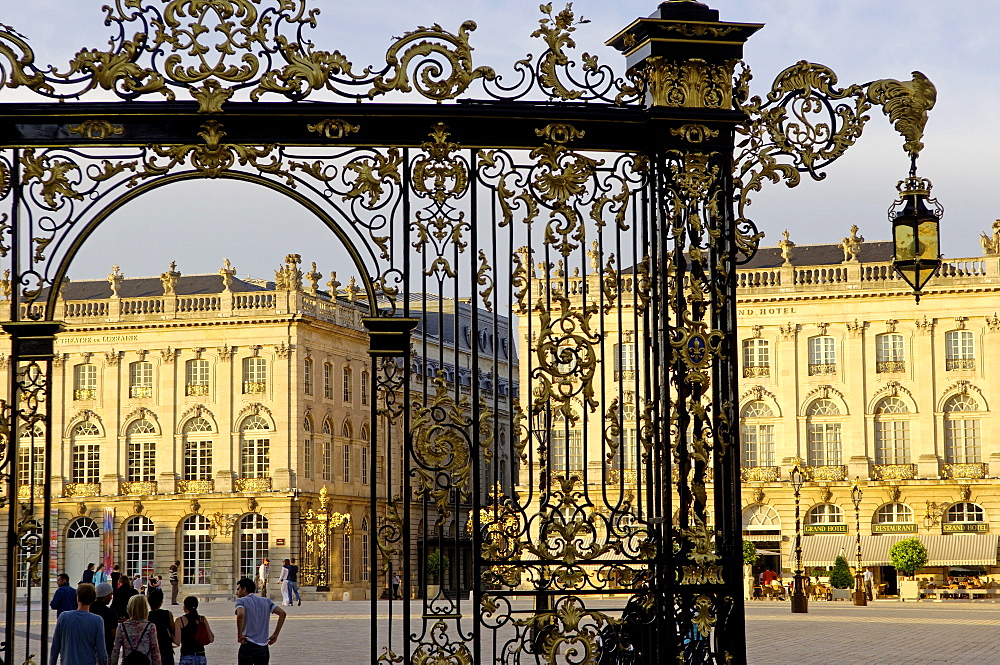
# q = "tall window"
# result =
<box><xmin>126</xmin><ymin>420</ymin><xmax>156</xmax><ymax>482</ymax></box>
<box><xmin>944</xmin><ymin>394</ymin><xmax>981</xmax><ymax>463</ymax></box>
<box><xmin>550</xmin><ymin>421</ymin><xmax>584</xmax><ymax>472</ymax></box>
<box><xmin>361</xmin><ymin>446</ymin><xmax>369</xmax><ymax>485</ymax></box>
<box><xmin>343</xmin><ymin>443</ymin><xmax>351</xmax><ymax>482</ymax></box>
<box><xmin>742</xmin><ymin>339</ymin><xmax>770</xmax><ymax>378</ymax></box>
<box><xmin>361</xmin><ymin>518</ymin><xmax>369</xmax><ymax>582</ymax></box>
<box><xmin>343</xmin><ymin>367</ymin><xmax>353</xmax><ymax>402</ymax></box>
<box><xmin>17</xmin><ymin>425</ymin><xmax>45</xmax><ymax>486</ymax></box>
<box><xmin>613</xmin><ymin>343</ymin><xmax>636</xmax><ymax>380</ymax></box>
<box><xmin>808</xmin><ymin>336</ymin><xmax>837</xmax><ymax>375</ymax></box>
<box><xmin>342</xmin><ymin>533</ymin><xmax>352</xmax><ymax>582</ymax></box>
<box><xmin>361</xmin><ymin>371</ymin><xmax>369</xmax><ymax>406</ymax></box>
<box><xmin>303</xmin><ymin>417</ymin><xmax>313</xmax><ymax>479</ymax></box>
<box><xmin>303</xmin><ymin>358</ymin><xmax>314</xmax><ymax>395</ymax></box>
<box><xmin>129</xmin><ymin>361</ymin><xmax>154</xmax><ymax>398</ymax></box>
<box><xmin>243</xmin><ymin>357</ymin><xmax>267</xmax><ymax>394</ymax></box>
<box><xmin>945</xmin><ymin>330</ymin><xmax>975</xmax><ymax>370</ymax></box>
<box><xmin>239</xmin><ymin>514</ymin><xmax>269</xmax><ymax>581</ymax></box>
<box><xmin>610</xmin><ymin>428</ymin><xmax>638</xmax><ymax>471</ymax></box>
<box><xmin>182</xmin><ymin>418</ymin><xmax>213</xmax><ymax>481</ymax></box>
<box><xmin>806</xmin><ymin>399</ymin><xmax>842</xmax><ymax>466</ymax></box>
<box><xmin>874</xmin><ymin>397</ymin><xmax>910</xmax><ymax>465</ymax></box>
<box><xmin>740</xmin><ymin>401</ymin><xmax>775</xmax><ymax>467</ymax></box>
<box><xmin>71</xmin><ymin>422</ymin><xmax>101</xmax><ymax>484</ymax></box>
<box><xmin>875</xmin><ymin>334</ymin><xmax>905</xmax><ymax>373</ymax></box>
<box><xmin>73</xmin><ymin>363</ymin><xmax>97</xmax><ymax>400</ymax></box>
<box><xmin>124</xmin><ymin>516</ymin><xmax>155</xmax><ymax>579</ymax></box>
<box><xmin>241</xmin><ymin>416</ymin><xmax>271</xmax><ymax>478</ymax></box>
<box><xmin>323</xmin><ymin>420</ymin><xmax>333</xmax><ymax>481</ymax></box>
<box><xmin>324</xmin><ymin>362</ymin><xmax>333</xmax><ymax>399</ymax></box>
<box><xmin>181</xmin><ymin>515</ymin><xmax>212</xmax><ymax>584</ymax></box>
<box><xmin>185</xmin><ymin>358</ymin><xmax>210</xmax><ymax>396</ymax></box>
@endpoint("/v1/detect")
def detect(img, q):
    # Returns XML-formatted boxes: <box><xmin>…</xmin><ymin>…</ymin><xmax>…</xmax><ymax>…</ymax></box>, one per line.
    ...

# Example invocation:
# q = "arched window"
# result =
<box><xmin>126</xmin><ymin>419</ymin><xmax>157</xmax><ymax>482</ymax></box>
<box><xmin>129</xmin><ymin>360</ymin><xmax>154</xmax><ymax>398</ymax></box>
<box><xmin>742</xmin><ymin>339</ymin><xmax>770</xmax><ymax>378</ymax></box>
<box><xmin>71</xmin><ymin>422</ymin><xmax>101</xmax><ymax>484</ymax></box>
<box><xmin>874</xmin><ymin>397</ymin><xmax>910</xmax><ymax>465</ymax></box>
<box><xmin>876</xmin><ymin>333</ymin><xmax>905</xmax><ymax>373</ymax></box>
<box><xmin>240</xmin><ymin>416</ymin><xmax>271</xmax><ymax>478</ymax></box>
<box><xmin>945</xmin><ymin>502</ymin><xmax>987</xmax><ymax>531</ymax></box>
<box><xmin>17</xmin><ymin>424</ymin><xmax>45</xmax><ymax>486</ymax></box>
<box><xmin>181</xmin><ymin>515</ymin><xmax>212</xmax><ymax>584</ymax></box>
<box><xmin>342</xmin><ymin>421</ymin><xmax>353</xmax><ymax>439</ymax></box>
<box><xmin>742</xmin><ymin>504</ymin><xmax>780</xmax><ymax>536</ymax></box>
<box><xmin>807</xmin><ymin>504</ymin><xmax>845</xmax><ymax>524</ymax></box>
<box><xmin>303</xmin><ymin>417</ymin><xmax>313</xmax><ymax>479</ymax></box>
<box><xmin>124</xmin><ymin>516</ymin><xmax>155</xmax><ymax>579</ymax></box>
<box><xmin>342</xmin><ymin>532</ymin><xmax>352</xmax><ymax>582</ymax></box>
<box><xmin>361</xmin><ymin>518</ymin><xmax>370</xmax><ymax>582</ymax></box>
<box><xmin>945</xmin><ymin>330</ymin><xmax>975</xmax><ymax>371</ymax></box>
<box><xmin>243</xmin><ymin>357</ymin><xmax>267</xmax><ymax>394</ymax></box>
<box><xmin>806</xmin><ymin>399</ymin><xmax>842</xmax><ymax>466</ymax></box>
<box><xmin>875</xmin><ymin>503</ymin><xmax>914</xmax><ymax>524</ymax></box>
<box><xmin>808</xmin><ymin>336</ymin><xmax>836</xmax><ymax>375</ymax></box>
<box><xmin>185</xmin><ymin>358</ymin><xmax>210</xmax><ymax>396</ymax></box>
<box><xmin>183</xmin><ymin>417</ymin><xmax>213</xmax><ymax>481</ymax></box>
<box><xmin>68</xmin><ymin>516</ymin><xmax>100</xmax><ymax>539</ymax></box>
<box><xmin>740</xmin><ymin>401</ymin><xmax>775</xmax><ymax>467</ymax></box>
<box><xmin>944</xmin><ymin>394</ymin><xmax>981</xmax><ymax>463</ymax></box>
<box><xmin>303</xmin><ymin>357</ymin><xmax>314</xmax><ymax>395</ymax></box>
<box><xmin>73</xmin><ymin>363</ymin><xmax>97</xmax><ymax>400</ymax></box>
<box><xmin>239</xmin><ymin>514</ymin><xmax>269</xmax><ymax>581</ymax></box>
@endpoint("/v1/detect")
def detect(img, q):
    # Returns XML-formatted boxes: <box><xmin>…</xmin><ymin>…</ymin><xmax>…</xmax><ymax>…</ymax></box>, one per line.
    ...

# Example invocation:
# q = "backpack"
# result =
<box><xmin>122</xmin><ymin>623</ymin><xmax>151</xmax><ymax>665</ymax></box>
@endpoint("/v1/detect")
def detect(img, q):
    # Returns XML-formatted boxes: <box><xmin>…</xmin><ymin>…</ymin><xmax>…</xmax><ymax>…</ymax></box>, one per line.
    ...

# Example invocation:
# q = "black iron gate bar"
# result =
<box><xmin>0</xmin><ymin>1</ymin><xmax>939</xmax><ymax>663</ymax></box>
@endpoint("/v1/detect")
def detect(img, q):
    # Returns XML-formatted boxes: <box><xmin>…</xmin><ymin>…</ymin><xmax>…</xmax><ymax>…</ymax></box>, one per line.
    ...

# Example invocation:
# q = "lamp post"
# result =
<box><xmin>851</xmin><ymin>479</ymin><xmax>867</xmax><ymax>606</ymax></box>
<box><xmin>789</xmin><ymin>465</ymin><xmax>808</xmax><ymax>613</ymax></box>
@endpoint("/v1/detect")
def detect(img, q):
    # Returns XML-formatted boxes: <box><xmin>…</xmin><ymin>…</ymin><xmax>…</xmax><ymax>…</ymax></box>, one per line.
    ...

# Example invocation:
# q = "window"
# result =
<box><xmin>324</xmin><ymin>362</ymin><xmax>333</xmax><ymax>399</ymax></box>
<box><xmin>806</xmin><ymin>399</ymin><xmax>841</xmax><ymax>466</ymax></box>
<box><xmin>610</xmin><ymin>428</ymin><xmax>638</xmax><ymax>471</ymax></box>
<box><xmin>239</xmin><ymin>514</ymin><xmax>269</xmax><ymax>581</ymax></box>
<box><xmin>874</xmin><ymin>397</ymin><xmax>910</xmax><ymax>465</ymax></box>
<box><xmin>343</xmin><ymin>444</ymin><xmax>351</xmax><ymax>482</ymax></box>
<box><xmin>71</xmin><ymin>422</ymin><xmax>101</xmax><ymax>484</ymax></box>
<box><xmin>129</xmin><ymin>361</ymin><xmax>153</xmax><ymax>398</ymax></box>
<box><xmin>876</xmin><ymin>503</ymin><xmax>913</xmax><ymax>524</ymax></box>
<box><xmin>74</xmin><ymin>363</ymin><xmax>97</xmax><ymax>400</ymax></box>
<box><xmin>303</xmin><ymin>417</ymin><xmax>313</xmax><ymax>479</ymax></box>
<box><xmin>944</xmin><ymin>394</ymin><xmax>981</xmax><ymax>463</ymax></box>
<box><xmin>613</xmin><ymin>343</ymin><xmax>636</xmax><ymax>380</ymax></box>
<box><xmin>342</xmin><ymin>533</ymin><xmax>351</xmax><ymax>582</ymax></box>
<box><xmin>946</xmin><ymin>502</ymin><xmax>985</xmax><ymax>523</ymax></box>
<box><xmin>343</xmin><ymin>367</ymin><xmax>353</xmax><ymax>402</ymax></box>
<box><xmin>361</xmin><ymin>518</ymin><xmax>369</xmax><ymax>582</ymax></box>
<box><xmin>945</xmin><ymin>330</ymin><xmax>975</xmax><ymax>371</ymax></box>
<box><xmin>550</xmin><ymin>423</ymin><xmax>584</xmax><ymax>473</ymax></box>
<box><xmin>182</xmin><ymin>418</ymin><xmax>213</xmax><ymax>481</ymax></box>
<box><xmin>361</xmin><ymin>446</ymin><xmax>369</xmax><ymax>485</ymax></box>
<box><xmin>181</xmin><ymin>514</ymin><xmax>212</xmax><ymax>584</ymax></box>
<box><xmin>124</xmin><ymin>516</ymin><xmax>155</xmax><ymax>580</ymax></box>
<box><xmin>17</xmin><ymin>425</ymin><xmax>45</xmax><ymax>486</ymax></box>
<box><xmin>68</xmin><ymin>516</ymin><xmax>100</xmax><ymax>538</ymax></box>
<box><xmin>808</xmin><ymin>336</ymin><xmax>836</xmax><ymax>375</ymax></box>
<box><xmin>875</xmin><ymin>334</ymin><xmax>905</xmax><ymax>373</ymax></box>
<box><xmin>185</xmin><ymin>359</ymin><xmax>210</xmax><ymax>396</ymax></box>
<box><xmin>742</xmin><ymin>504</ymin><xmax>780</xmax><ymax>532</ymax></box>
<box><xmin>323</xmin><ymin>439</ymin><xmax>333</xmax><ymax>481</ymax></box>
<box><xmin>740</xmin><ymin>401</ymin><xmax>775</xmax><ymax>468</ymax></box>
<box><xmin>342</xmin><ymin>421</ymin><xmax>353</xmax><ymax>439</ymax></box>
<box><xmin>243</xmin><ymin>357</ymin><xmax>267</xmax><ymax>394</ymax></box>
<box><xmin>304</xmin><ymin>358</ymin><xmax>314</xmax><ymax>395</ymax></box>
<box><xmin>241</xmin><ymin>416</ymin><xmax>271</xmax><ymax>478</ymax></box>
<box><xmin>126</xmin><ymin>420</ymin><xmax>156</xmax><ymax>482</ymax></box>
<box><xmin>742</xmin><ymin>339</ymin><xmax>770</xmax><ymax>378</ymax></box>
<box><xmin>807</xmin><ymin>504</ymin><xmax>845</xmax><ymax>524</ymax></box>
<box><xmin>361</xmin><ymin>371</ymin><xmax>369</xmax><ymax>406</ymax></box>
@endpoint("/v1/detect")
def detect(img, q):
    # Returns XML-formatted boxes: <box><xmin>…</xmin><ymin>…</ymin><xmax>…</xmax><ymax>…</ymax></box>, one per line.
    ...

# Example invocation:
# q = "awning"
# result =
<box><xmin>800</xmin><ymin>534</ymin><xmax>999</xmax><ymax>568</ymax></box>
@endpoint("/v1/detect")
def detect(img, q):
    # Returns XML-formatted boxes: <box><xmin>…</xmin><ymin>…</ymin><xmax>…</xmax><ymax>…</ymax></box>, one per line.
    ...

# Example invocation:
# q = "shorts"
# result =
<box><xmin>180</xmin><ymin>654</ymin><xmax>207</xmax><ymax>665</ymax></box>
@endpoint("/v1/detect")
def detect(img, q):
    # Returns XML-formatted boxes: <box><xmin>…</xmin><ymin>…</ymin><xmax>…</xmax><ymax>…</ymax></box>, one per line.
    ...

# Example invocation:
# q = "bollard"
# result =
<box><xmin>343</xmin><ymin>591</ymin><xmax>351</xmax><ymax>602</ymax></box>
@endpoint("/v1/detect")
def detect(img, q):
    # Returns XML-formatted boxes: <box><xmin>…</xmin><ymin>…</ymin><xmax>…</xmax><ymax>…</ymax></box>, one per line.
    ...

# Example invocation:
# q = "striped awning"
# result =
<box><xmin>800</xmin><ymin>534</ymin><xmax>999</xmax><ymax>568</ymax></box>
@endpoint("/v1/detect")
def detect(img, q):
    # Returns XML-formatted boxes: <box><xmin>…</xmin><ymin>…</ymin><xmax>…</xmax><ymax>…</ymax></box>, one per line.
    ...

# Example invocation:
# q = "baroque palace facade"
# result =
<box><xmin>3</xmin><ymin>255</ymin><xmax>516</xmax><ymax>599</ymax></box>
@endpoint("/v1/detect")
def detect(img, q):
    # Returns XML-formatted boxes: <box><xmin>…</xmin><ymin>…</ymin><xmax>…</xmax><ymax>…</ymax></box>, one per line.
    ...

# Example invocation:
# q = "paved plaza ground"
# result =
<box><xmin>9</xmin><ymin>598</ymin><xmax>1000</xmax><ymax>664</ymax></box>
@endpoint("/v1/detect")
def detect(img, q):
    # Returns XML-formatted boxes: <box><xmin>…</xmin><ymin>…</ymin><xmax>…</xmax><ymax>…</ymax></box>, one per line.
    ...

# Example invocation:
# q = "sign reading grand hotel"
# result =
<box><xmin>803</xmin><ymin>524</ymin><xmax>848</xmax><ymax>534</ymax></box>
<box><xmin>943</xmin><ymin>522</ymin><xmax>989</xmax><ymax>533</ymax></box>
<box><xmin>737</xmin><ymin>307</ymin><xmax>797</xmax><ymax>317</ymax></box>
<box><xmin>872</xmin><ymin>523</ymin><xmax>917</xmax><ymax>533</ymax></box>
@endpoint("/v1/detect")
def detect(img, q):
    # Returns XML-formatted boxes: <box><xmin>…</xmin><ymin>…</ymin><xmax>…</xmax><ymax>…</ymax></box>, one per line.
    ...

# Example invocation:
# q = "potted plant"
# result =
<box><xmin>890</xmin><ymin>537</ymin><xmax>928</xmax><ymax>601</ymax></box>
<box><xmin>829</xmin><ymin>555</ymin><xmax>854</xmax><ymax>600</ymax></box>
<box><xmin>426</xmin><ymin>549</ymin><xmax>450</xmax><ymax>598</ymax></box>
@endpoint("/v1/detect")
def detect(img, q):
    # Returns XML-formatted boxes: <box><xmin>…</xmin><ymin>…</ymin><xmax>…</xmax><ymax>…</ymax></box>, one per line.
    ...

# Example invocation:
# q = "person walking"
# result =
<box><xmin>112</xmin><ymin>576</ymin><xmax>139</xmax><ymax>618</ymax></box>
<box><xmin>147</xmin><ymin>589</ymin><xmax>176</xmax><ymax>665</ymax></box>
<box><xmin>278</xmin><ymin>560</ymin><xmax>291</xmax><ymax>606</ymax></box>
<box><xmin>93</xmin><ymin>563</ymin><xmax>109</xmax><ymax>586</ymax></box>
<box><xmin>174</xmin><ymin>596</ymin><xmax>214</xmax><ymax>665</ymax></box>
<box><xmin>169</xmin><ymin>561</ymin><xmax>180</xmax><ymax>605</ymax></box>
<box><xmin>111</xmin><ymin>565</ymin><xmax>123</xmax><ymax>590</ymax></box>
<box><xmin>286</xmin><ymin>559</ymin><xmax>300</xmax><ymax>607</ymax></box>
<box><xmin>50</xmin><ymin>574</ymin><xmax>77</xmax><ymax>616</ymax></box>
<box><xmin>90</xmin><ymin>582</ymin><xmax>119</xmax><ymax>657</ymax></box>
<box><xmin>50</xmin><ymin>583</ymin><xmax>107</xmax><ymax>665</ymax></box>
<box><xmin>863</xmin><ymin>568</ymin><xmax>875</xmax><ymax>600</ymax></box>
<box><xmin>235</xmin><ymin>578</ymin><xmax>286</xmax><ymax>665</ymax></box>
<box><xmin>256</xmin><ymin>559</ymin><xmax>269</xmax><ymax>597</ymax></box>
<box><xmin>133</xmin><ymin>574</ymin><xmax>144</xmax><ymax>593</ymax></box>
<box><xmin>81</xmin><ymin>563</ymin><xmax>96</xmax><ymax>585</ymax></box>
<box><xmin>391</xmin><ymin>573</ymin><xmax>401</xmax><ymax>601</ymax></box>
<box><xmin>110</xmin><ymin>594</ymin><xmax>162</xmax><ymax>665</ymax></box>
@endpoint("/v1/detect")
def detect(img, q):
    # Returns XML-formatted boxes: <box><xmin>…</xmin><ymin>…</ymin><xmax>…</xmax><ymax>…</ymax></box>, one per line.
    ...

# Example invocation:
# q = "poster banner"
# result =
<box><xmin>103</xmin><ymin>507</ymin><xmax>114</xmax><ymax>575</ymax></box>
<box><xmin>50</xmin><ymin>508</ymin><xmax>59</xmax><ymax>576</ymax></box>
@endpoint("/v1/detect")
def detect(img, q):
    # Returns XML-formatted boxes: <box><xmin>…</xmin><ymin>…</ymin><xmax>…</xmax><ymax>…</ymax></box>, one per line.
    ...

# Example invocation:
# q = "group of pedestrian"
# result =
<box><xmin>277</xmin><ymin>559</ymin><xmax>301</xmax><ymax>606</ymax></box>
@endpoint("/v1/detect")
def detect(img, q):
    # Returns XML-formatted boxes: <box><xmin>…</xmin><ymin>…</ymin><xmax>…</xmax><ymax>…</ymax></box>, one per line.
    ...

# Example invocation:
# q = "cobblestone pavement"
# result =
<box><xmin>11</xmin><ymin>598</ymin><xmax>1000</xmax><ymax>664</ymax></box>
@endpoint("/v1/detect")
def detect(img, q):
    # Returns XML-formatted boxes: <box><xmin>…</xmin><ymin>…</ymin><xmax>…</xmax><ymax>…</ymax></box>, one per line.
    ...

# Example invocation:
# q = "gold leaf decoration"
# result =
<box><xmin>306</xmin><ymin>119</ymin><xmax>360</xmax><ymax>140</ymax></box>
<box><xmin>20</xmin><ymin>149</ymin><xmax>83</xmax><ymax>208</ymax></box>
<box><xmin>67</xmin><ymin>120</ymin><xmax>125</xmax><ymax>140</ymax></box>
<box><xmin>867</xmin><ymin>71</ymin><xmax>937</xmax><ymax>160</ymax></box>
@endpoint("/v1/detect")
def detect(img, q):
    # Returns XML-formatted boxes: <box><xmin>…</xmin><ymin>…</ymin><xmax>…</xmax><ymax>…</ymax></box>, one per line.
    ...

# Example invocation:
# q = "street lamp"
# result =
<box><xmin>789</xmin><ymin>465</ymin><xmax>807</xmax><ymax>613</ymax></box>
<box><xmin>851</xmin><ymin>479</ymin><xmax>867</xmax><ymax>607</ymax></box>
<box><xmin>890</xmin><ymin>174</ymin><xmax>943</xmax><ymax>303</ymax></box>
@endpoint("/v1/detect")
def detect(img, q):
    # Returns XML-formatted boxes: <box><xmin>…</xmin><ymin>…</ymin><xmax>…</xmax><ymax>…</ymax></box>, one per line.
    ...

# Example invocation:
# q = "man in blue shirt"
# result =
<box><xmin>50</xmin><ymin>574</ymin><xmax>77</xmax><ymax>616</ymax></box>
<box><xmin>50</xmin><ymin>583</ymin><xmax>107</xmax><ymax>665</ymax></box>
<box><xmin>235</xmin><ymin>577</ymin><xmax>287</xmax><ymax>665</ymax></box>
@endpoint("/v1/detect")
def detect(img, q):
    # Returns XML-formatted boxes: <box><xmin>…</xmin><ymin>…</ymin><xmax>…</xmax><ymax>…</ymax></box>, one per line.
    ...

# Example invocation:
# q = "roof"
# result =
<box><xmin>741</xmin><ymin>241</ymin><xmax>894</xmax><ymax>270</ymax></box>
<box><xmin>800</xmin><ymin>534</ymin><xmax>998</xmax><ymax>568</ymax></box>
<box><xmin>61</xmin><ymin>274</ymin><xmax>270</xmax><ymax>299</ymax></box>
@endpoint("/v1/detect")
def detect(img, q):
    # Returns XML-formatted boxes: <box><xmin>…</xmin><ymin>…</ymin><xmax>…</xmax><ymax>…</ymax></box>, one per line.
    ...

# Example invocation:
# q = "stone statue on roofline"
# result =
<box><xmin>219</xmin><ymin>258</ymin><xmax>236</xmax><ymax>291</ymax></box>
<box><xmin>108</xmin><ymin>265</ymin><xmax>123</xmax><ymax>298</ymax></box>
<box><xmin>160</xmin><ymin>261</ymin><xmax>180</xmax><ymax>296</ymax></box>
<box><xmin>980</xmin><ymin>220</ymin><xmax>1000</xmax><ymax>256</ymax></box>
<box><xmin>840</xmin><ymin>225</ymin><xmax>864</xmax><ymax>263</ymax></box>
<box><xmin>778</xmin><ymin>230</ymin><xmax>795</xmax><ymax>265</ymax></box>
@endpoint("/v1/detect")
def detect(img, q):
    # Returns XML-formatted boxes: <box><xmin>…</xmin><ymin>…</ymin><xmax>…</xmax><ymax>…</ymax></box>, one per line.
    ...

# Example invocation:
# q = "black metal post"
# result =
<box><xmin>852</xmin><ymin>480</ymin><xmax>867</xmax><ymax>606</ymax></box>
<box><xmin>790</xmin><ymin>467</ymin><xmax>807</xmax><ymax>613</ymax></box>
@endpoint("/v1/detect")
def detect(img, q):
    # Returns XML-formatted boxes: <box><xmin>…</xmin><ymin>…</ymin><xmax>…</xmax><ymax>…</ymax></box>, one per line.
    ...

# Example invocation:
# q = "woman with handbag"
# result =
<box><xmin>110</xmin><ymin>595</ymin><xmax>163</xmax><ymax>665</ymax></box>
<box><xmin>173</xmin><ymin>596</ymin><xmax>215</xmax><ymax>665</ymax></box>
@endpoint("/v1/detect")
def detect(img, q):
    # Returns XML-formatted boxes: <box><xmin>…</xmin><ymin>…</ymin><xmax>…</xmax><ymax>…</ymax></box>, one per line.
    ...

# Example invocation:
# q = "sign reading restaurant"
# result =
<box><xmin>872</xmin><ymin>523</ymin><xmax>918</xmax><ymax>533</ymax></box>
<box><xmin>803</xmin><ymin>524</ymin><xmax>848</xmax><ymax>534</ymax></box>
<box><xmin>943</xmin><ymin>522</ymin><xmax>990</xmax><ymax>533</ymax></box>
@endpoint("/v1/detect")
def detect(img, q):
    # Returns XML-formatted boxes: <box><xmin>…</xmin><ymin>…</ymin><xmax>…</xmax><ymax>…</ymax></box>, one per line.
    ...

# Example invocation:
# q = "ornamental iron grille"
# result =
<box><xmin>0</xmin><ymin>1</ymin><xmax>936</xmax><ymax>663</ymax></box>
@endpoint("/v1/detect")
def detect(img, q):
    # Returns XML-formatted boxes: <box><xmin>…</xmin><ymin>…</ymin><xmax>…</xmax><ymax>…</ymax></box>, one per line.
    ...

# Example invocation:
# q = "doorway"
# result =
<box><xmin>65</xmin><ymin>517</ymin><xmax>101</xmax><ymax>583</ymax></box>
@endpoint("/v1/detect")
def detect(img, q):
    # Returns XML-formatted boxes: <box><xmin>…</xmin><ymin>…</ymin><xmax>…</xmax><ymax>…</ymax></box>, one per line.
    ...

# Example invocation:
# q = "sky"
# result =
<box><xmin>2</xmin><ymin>0</ymin><xmax>998</xmax><ymax>282</ymax></box>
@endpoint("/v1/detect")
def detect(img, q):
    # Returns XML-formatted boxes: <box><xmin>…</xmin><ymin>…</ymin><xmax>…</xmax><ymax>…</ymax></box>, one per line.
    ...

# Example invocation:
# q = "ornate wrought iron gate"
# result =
<box><xmin>0</xmin><ymin>1</ymin><xmax>936</xmax><ymax>663</ymax></box>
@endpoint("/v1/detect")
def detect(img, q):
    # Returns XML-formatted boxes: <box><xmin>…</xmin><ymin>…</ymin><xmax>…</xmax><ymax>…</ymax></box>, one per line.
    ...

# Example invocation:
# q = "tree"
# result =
<box><xmin>829</xmin><ymin>555</ymin><xmax>854</xmax><ymax>589</ymax></box>
<box><xmin>426</xmin><ymin>549</ymin><xmax>450</xmax><ymax>581</ymax></box>
<box><xmin>743</xmin><ymin>540</ymin><xmax>759</xmax><ymax>566</ymax></box>
<box><xmin>889</xmin><ymin>537</ymin><xmax>929</xmax><ymax>578</ymax></box>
